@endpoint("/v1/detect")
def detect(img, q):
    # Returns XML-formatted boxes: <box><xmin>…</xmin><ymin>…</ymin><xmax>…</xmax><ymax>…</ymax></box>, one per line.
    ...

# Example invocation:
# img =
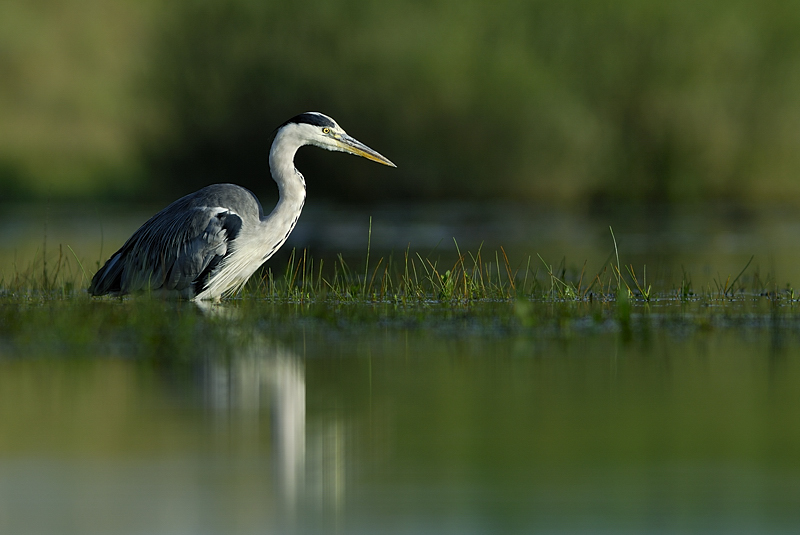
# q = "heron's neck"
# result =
<box><xmin>266</xmin><ymin>130</ymin><xmax>307</xmax><ymax>223</ymax></box>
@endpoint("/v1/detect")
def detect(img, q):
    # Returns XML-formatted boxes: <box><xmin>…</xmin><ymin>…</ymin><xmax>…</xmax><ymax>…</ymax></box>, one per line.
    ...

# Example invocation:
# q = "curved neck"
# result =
<box><xmin>266</xmin><ymin>128</ymin><xmax>307</xmax><ymax>223</ymax></box>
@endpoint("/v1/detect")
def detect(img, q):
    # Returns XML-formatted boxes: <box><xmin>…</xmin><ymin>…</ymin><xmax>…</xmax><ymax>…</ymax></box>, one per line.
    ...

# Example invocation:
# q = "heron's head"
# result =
<box><xmin>278</xmin><ymin>112</ymin><xmax>396</xmax><ymax>167</ymax></box>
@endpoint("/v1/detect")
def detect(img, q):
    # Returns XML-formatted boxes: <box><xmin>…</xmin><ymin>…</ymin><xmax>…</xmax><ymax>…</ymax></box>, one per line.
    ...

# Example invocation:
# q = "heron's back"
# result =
<box><xmin>89</xmin><ymin>184</ymin><xmax>264</xmax><ymax>298</ymax></box>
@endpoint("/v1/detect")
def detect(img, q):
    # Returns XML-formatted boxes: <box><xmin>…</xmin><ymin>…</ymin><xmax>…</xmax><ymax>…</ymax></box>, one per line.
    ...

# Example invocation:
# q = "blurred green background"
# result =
<box><xmin>3</xmin><ymin>0</ymin><xmax>800</xmax><ymax>206</ymax></box>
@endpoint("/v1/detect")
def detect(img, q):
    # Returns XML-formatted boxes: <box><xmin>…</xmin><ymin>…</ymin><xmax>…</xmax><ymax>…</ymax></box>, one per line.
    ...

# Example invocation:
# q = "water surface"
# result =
<box><xmin>1</xmin><ymin>299</ymin><xmax>800</xmax><ymax>534</ymax></box>
<box><xmin>3</xmin><ymin>201</ymin><xmax>800</xmax><ymax>533</ymax></box>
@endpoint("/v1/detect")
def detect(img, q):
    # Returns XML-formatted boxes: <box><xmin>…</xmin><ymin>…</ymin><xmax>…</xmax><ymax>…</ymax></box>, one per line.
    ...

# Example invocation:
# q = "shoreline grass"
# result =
<box><xmin>1</xmin><ymin>235</ymin><xmax>795</xmax><ymax>306</ymax></box>
<box><xmin>1</xmin><ymin>234</ymin><xmax>799</xmax><ymax>360</ymax></box>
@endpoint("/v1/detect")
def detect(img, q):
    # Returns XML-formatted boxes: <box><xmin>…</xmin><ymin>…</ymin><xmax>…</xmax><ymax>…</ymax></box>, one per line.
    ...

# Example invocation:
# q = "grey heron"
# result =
<box><xmin>89</xmin><ymin>112</ymin><xmax>395</xmax><ymax>301</ymax></box>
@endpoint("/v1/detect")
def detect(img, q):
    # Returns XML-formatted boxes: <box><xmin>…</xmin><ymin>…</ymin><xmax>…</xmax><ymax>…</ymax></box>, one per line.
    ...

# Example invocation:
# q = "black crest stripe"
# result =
<box><xmin>280</xmin><ymin>112</ymin><xmax>335</xmax><ymax>129</ymax></box>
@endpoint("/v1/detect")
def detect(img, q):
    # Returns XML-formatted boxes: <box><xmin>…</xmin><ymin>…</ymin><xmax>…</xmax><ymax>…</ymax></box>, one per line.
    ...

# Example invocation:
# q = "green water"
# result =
<box><xmin>3</xmin><ymin>202</ymin><xmax>800</xmax><ymax>533</ymax></box>
<box><xmin>2</xmin><ymin>299</ymin><xmax>800</xmax><ymax>534</ymax></box>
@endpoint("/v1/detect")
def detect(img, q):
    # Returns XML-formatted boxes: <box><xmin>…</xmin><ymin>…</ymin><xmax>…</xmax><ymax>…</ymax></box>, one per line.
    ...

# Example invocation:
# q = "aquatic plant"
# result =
<box><xmin>0</xmin><ymin>229</ymin><xmax>793</xmax><ymax>307</ymax></box>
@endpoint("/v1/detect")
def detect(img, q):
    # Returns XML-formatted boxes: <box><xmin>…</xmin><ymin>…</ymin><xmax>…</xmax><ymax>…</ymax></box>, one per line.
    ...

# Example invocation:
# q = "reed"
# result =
<box><xmin>1</xmin><ymin>234</ymin><xmax>794</xmax><ymax>305</ymax></box>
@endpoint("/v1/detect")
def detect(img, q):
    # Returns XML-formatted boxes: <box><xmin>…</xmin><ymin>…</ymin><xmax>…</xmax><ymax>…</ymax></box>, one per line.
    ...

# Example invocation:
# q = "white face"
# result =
<box><xmin>295</xmin><ymin>113</ymin><xmax>396</xmax><ymax>167</ymax></box>
<box><xmin>302</xmin><ymin>114</ymin><xmax>348</xmax><ymax>151</ymax></box>
<box><xmin>277</xmin><ymin>112</ymin><xmax>395</xmax><ymax>167</ymax></box>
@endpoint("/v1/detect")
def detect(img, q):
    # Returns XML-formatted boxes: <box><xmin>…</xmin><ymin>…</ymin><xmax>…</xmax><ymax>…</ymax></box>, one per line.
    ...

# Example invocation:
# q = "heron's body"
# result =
<box><xmin>89</xmin><ymin>112</ymin><xmax>394</xmax><ymax>301</ymax></box>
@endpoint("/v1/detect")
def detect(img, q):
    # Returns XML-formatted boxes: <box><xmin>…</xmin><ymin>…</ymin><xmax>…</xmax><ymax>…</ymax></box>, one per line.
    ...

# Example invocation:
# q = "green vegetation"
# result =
<box><xmin>0</xmin><ymin>243</ymin><xmax>796</xmax><ymax>369</ymax></box>
<box><xmin>4</xmin><ymin>0</ymin><xmax>800</xmax><ymax>204</ymax></box>
<box><xmin>1</xmin><ymin>216</ymin><xmax>794</xmax><ymax>365</ymax></box>
<box><xmin>1</xmin><ymin>230</ymin><xmax>794</xmax><ymax>310</ymax></box>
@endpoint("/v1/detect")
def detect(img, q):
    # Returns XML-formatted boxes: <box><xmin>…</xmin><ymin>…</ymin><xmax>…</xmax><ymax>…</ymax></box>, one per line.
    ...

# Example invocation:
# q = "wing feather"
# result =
<box><xmin>89</xmin><ymin>202</ymin><xmax>242</xmax><ymax>297</ymax></box>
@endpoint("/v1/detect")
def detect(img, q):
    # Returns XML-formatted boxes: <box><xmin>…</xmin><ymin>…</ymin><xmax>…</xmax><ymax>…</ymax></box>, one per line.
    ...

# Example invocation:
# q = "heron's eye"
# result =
<box><xmin>322</xmin><ymin>127</ymin><xmax>330</xmax><ymax>134</ymax></box>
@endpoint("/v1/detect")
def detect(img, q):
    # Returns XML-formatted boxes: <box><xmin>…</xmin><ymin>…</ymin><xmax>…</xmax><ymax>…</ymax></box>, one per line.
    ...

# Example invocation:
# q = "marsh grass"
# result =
<box><xmin>0</xmin><ymin>228</ymin><xmax>795</xmax><ymax>306</ymax></box>
<box><xmin>0</xmin><ymin>243</ymin><xmax>88</xmax><ymax>301</ymax></box>
<box><xmin>240</xmin><ymin>241</ymin><xmax>792</xmax><ymax>306</ymax></box>
<box><xmin>1</xmin><ymin>232</ymin><xmax>798</xmax><ymax>361</ymax></box>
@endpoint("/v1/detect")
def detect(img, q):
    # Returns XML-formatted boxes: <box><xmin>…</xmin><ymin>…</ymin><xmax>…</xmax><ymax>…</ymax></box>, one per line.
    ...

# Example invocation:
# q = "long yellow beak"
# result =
<box><xmin>336</xmin><ymin>134</ymin><xmax>396</xmax><ymax>167</ymax></box>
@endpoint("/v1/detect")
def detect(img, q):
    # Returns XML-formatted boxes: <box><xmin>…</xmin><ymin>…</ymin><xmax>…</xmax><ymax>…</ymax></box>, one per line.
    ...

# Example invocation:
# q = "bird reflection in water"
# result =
<box><xmin>199</xmin><ymin>333</ymin><xmax>346</xmax><ymax>519</ymax></box>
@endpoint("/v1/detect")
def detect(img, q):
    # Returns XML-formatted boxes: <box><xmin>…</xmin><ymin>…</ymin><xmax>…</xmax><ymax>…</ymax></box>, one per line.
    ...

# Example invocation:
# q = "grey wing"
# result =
<box><xmin>89</xmin><ymin>205</ymin><xmax>243</xmax><ymax>297</ymax></box>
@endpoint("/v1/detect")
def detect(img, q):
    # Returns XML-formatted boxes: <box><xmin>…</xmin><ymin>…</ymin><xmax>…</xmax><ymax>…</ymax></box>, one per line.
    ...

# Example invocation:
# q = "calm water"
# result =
<box><xmin>1</xmin><ymin>299</ymin><xmax>800</xmax><ymax>534</ymax></box>
<box><xmin>3</xmin><ymin>202</ymin><xmax>800</xmax><ymax>533</ymax></box>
